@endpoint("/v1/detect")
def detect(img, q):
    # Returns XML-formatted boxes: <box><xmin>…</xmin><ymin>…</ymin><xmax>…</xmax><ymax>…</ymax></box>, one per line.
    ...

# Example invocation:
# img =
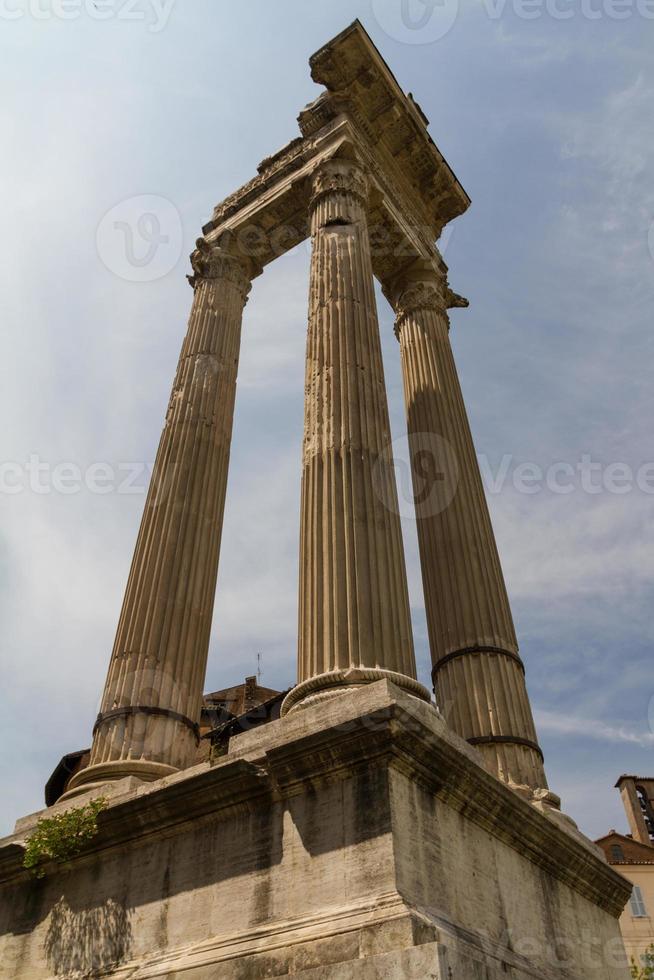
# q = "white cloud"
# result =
<box><xmin>492</xmin><ymin>489</ymin><xmax>654</xmax><ymax>600</ymax></box>
<box><xmin>536</xmin><ymin>708</ymin><xmax>654</xmax><ymax>748</ymax></box>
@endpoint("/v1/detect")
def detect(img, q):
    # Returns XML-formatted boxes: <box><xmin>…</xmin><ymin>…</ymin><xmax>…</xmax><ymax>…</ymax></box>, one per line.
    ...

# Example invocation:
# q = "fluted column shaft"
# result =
<box><xmin>283</xmin><ymin>159</ymin><xmax>430</xmax><ymax>714</ymax></box>
<box><xmin>390</xmin><ymin>265</ymin><xmax>548</xmax><ymax>792</ymax></box>
<box><xmin>67</xmin><ymin>242</ymin><xmax>253</xmax><ymax>794</ymax></box>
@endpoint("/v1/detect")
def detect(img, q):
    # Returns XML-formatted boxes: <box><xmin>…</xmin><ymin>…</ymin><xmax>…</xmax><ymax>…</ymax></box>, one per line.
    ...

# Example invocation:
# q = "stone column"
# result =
<box><xmin>66</xmin><ymin>240</ymin><xmax>255</xmax><ymax>795</ymax></box>
<box><xmin>386</xmin><ymin>259</ymin><xmax>551</xmax><ymax>796</ymax></box>
<box><xmin>283</xmin><ymin>159</ymin><xmax>430</xmax><ymax>715</ymax></box>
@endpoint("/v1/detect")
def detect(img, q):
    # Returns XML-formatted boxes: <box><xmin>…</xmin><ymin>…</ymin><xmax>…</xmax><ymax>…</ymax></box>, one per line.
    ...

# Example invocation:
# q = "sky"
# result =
<box><xmin>0</xmin><ymin>0</ymin><xmax>653</xmax><ymax>841</ymax></box>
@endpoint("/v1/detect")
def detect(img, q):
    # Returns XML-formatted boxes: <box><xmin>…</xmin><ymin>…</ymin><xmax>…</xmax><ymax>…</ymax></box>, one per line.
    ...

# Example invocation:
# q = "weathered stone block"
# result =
<box><xmin>0</xmin><ymin>682</ymin><xmax>631</xmax><ymax>979</ymax></box>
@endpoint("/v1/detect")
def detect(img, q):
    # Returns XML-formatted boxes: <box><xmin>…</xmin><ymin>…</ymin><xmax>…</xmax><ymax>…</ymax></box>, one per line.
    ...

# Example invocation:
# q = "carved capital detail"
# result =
<box><xmin>394</xmin><ymin>280</ymin><xmax>447</xmax><ymax>323</ymax></box>
<box><xmin>310</xmin><ymin>159</ymin><xmax>368</xmax><ymax>210</ymax></box>
<box><xmin>188</xmin><ymin>239</ymin><xmax>252</xmax><ymax>301</ymax></box>
<box><xmin>389</xmin><ymin>268</ymin><xmax>469</xmax><ymax>338</ymax></box>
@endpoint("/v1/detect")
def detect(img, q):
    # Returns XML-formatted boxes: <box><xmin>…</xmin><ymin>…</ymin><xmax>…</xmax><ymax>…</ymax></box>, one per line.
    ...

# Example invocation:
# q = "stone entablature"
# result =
<box><xmin>306</xmin><ymin>22</ymin><xmax>469</xmax><ymax>237</ymax></box>
<box><xmin>201</xmin><ymin>22</ymin><xmax>469</xmax><ymax>288</ymax></box>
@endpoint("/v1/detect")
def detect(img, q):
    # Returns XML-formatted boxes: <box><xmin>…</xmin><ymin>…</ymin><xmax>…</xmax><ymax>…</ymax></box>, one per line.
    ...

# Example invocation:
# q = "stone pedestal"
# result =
<box><xmin>290</xmin><ymin>158</ymin><xmax>429</xmax><ymax>714</ymax></box>
<box><xmin>0</xmin><ymin>682</ymin><xmax>630</xmax><ymax>979</ymax></box>
<box><xmin>387</xmin><ymin>260</ymin><xmax>548</xmax><ymax>794</ymax></box>
<box><xmin>66</xmin><ymin>242</ymin><xmax>256</xmax><ymax>796</ymax></box>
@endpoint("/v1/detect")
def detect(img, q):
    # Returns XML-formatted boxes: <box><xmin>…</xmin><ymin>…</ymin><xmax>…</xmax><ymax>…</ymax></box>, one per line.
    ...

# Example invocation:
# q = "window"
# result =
<box><xmin>630</xmin><ymin>885</ymin><xmax>647</xmax><ymax>918</ymax></box>
<box><xmin>611</xmin><ymin>844</ymin><xmax>625</xmax><ymax>862</ymax></box>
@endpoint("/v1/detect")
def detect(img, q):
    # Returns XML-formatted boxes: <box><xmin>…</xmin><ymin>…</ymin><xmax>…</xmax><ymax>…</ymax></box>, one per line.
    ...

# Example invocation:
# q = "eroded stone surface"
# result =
<box><xmin>65</xmin><ymin>245</ymin><xmax>258</xmax><ymax>795</ymax></box>
<box><xmin>0</xmin><ymin>683</ymin><xmax>630</xmax><ymax>979</ymax></box>
<box><xmin>290</xmin><ymin>158</ymin><xmax>427</xmax><ymax>713</ymax></box>
<box><xmin>385</xmin><ymin>257</ymin><xmax>549</xmax><ymax>793</ymax></box>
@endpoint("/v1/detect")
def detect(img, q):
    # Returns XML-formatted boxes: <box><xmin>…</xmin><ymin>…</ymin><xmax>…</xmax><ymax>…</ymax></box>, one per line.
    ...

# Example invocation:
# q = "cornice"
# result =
<box><xmin>204</xmin><ymin>136</ymin><xmax>309</xmax><ymax>235</ymax></box>
<box><xmin>199</xmin><ymin>22</ymin><xmax>472</xmax><ymax>278</ymax></box>
<box><xmin>307</xmin><ymin>20</ymin><xmax>470</xmax><ymax>238</ymax></box>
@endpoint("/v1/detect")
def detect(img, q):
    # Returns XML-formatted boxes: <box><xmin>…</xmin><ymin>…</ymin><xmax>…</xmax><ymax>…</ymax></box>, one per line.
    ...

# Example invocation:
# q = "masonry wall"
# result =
<box><xmin>390</xmin><ymin>767</ymin><xmax>630</xmax><ymax>978</ymax></box>
<box><xmin>1</xmin><ymin>770</ymin><xmax>398</xmax><ymax>978</ymax></box>
<box><xmin>0</xmin><ymin>683</ymin><xmax>631</xmax><ymax>980</ymax></box>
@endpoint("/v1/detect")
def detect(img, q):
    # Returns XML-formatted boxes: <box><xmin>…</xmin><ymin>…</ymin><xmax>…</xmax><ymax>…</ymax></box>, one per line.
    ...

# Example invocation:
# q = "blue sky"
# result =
<box><xmin>0</xmin><ymin>0</ymin><xmax>652</xmax><ymax>840</ymax></box>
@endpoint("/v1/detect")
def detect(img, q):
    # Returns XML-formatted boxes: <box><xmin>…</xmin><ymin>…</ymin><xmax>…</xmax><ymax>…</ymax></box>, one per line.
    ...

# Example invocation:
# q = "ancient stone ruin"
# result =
<box><xmin>0</xmin><ymin>21</ymin><xmax>631</xmax><ymax>980</ymax></box>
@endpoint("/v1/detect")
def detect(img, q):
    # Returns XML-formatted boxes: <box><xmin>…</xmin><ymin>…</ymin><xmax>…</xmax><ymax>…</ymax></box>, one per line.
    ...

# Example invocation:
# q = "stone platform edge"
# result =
<box><xmin>0</xmin><ymin>679</ymin><xmax>631</xmax><ymax>919</ymax></box>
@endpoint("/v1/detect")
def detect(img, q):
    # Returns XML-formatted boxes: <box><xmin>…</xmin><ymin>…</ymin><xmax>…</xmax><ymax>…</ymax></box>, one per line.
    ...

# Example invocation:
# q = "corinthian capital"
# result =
<box><xmin>386</xmin><ymin>260</ymin><xmax>469</xmax><ymax>333</ymax></box>
<box><xmin>310</xmin><ymin>159</ymin><xmax>369</xmax><ymax>209</ymax></box>
<box><xmin>188</xmin><ymin>238</ymin><xmax>253</xmax><ymax>301</ymax></box>
<box><xmin>394</xmin><ymin>280</ymin><xmax>446</xmax><ymax>321</ymax></box>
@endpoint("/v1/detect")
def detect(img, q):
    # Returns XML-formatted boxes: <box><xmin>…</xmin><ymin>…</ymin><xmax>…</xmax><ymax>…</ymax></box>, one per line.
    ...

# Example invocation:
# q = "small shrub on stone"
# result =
<box><xmin>23</xmin><ymin>798</ymin><xmax>107</xmax><ymax>878</ymax></box>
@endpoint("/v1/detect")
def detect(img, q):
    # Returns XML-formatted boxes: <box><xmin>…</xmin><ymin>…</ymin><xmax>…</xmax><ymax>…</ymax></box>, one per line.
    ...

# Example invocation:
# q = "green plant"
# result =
<box><xmin>631</xmin><ymin>945</ymin><xmax>654</xmax><ymax>979</ymax></box>
<box><xmin>23</xmin><ymin>798</ymin><xmax>107</xmax><ymax>878</ymax></box>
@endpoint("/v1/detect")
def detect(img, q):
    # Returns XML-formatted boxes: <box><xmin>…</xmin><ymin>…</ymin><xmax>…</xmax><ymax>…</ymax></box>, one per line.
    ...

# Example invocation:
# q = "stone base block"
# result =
<box><xmin>0</xmin><ymin>681</ymin><xmax>631</xmax><ymax>979</ymax></box>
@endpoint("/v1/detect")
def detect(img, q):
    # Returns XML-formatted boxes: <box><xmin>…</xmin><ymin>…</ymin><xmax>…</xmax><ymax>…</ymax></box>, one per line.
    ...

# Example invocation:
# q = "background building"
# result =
<box><xmin>597</xmin><ymin>777</ymin><xmax>654</xmax><ymax>967</ymax></box>
<box><xmin>45</xmin><ymin>676</ymin><xmax>284</xmax><ymax>805</ymax></box>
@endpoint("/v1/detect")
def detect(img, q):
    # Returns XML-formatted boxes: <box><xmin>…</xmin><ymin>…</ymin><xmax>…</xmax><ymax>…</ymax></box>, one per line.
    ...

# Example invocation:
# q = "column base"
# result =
<box><xmin>60</xmin><ymin>759</ymin><xmax>178</xmax><ymax>801</ymax></box>
<box><xmin>281</xmin><ymin>667</ymin><xmax>431</xmax><ymax>716</ymax></box>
